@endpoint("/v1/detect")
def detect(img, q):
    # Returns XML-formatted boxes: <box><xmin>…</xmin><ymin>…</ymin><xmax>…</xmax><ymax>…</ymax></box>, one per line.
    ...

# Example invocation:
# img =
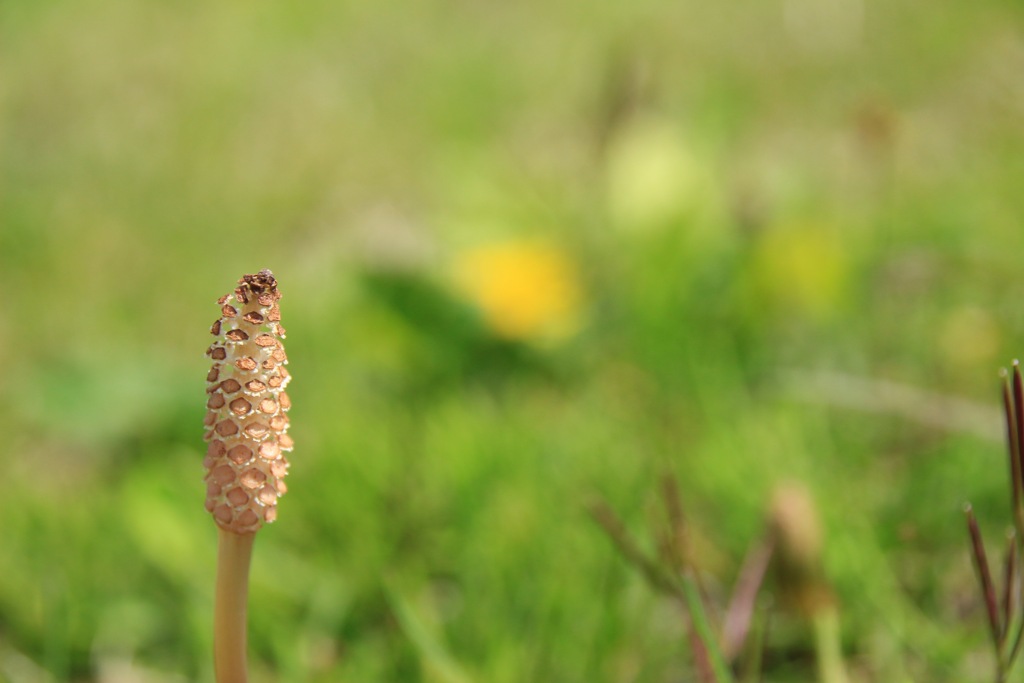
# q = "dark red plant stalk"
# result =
<box><xmin>1003</xmin><ymin>531</ymin><xmax>1017</xmax><ymax>644</ymax></box>
<box><xmin>1003</xmin><ymin>373</ymin><xmax>1022</xmax><ymax>530</ymax></box>
<box><xmin>1009</xmin><ymin>364</ymin><xmax>1024</xmax><ymax>534</ymax></box>
<box><xmin>965</xmin><ymin>504</ymin><xmax>1004</xmax><ymax>659</ymax></box>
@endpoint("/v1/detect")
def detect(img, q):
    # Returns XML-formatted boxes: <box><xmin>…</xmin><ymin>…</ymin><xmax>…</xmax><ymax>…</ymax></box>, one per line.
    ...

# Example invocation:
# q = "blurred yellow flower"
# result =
<box><xmin>751</xmin><ymin>221</ymin><xmax>847</xmax><ymax>319</ymax></box>
<box><xmin>452</xmin><ymin>241</ymin><xmax>584</xmax><ymax>342</ymax></box>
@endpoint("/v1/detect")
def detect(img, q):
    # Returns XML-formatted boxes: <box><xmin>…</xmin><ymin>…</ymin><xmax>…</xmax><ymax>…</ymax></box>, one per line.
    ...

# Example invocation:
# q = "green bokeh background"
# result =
<box><xmin>3</xmin><ymin>1</ymin><xmax>1024</xmax><ymax>681</ymax></box>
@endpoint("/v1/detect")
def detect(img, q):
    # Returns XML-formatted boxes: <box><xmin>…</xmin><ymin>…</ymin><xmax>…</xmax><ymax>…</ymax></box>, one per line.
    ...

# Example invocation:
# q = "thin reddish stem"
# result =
<box><xmin>1003</xmin><ymin>531</ymin><xmax>1018</xmax><ymax>644</ymax></box>
<box><xmin>1003</xmin><ymin>374</ymin><xmax>1023</xmax><ymax>533</ymax></box>
<box><xmin>966</xmin><ymin>504</ymin><xmax>1003</xmax><ymax>654</ymax></box>
<box><xmin>1012</xmin><ymin>363</ymin><xmax>1024</xmax><ymax>525</ymax></box>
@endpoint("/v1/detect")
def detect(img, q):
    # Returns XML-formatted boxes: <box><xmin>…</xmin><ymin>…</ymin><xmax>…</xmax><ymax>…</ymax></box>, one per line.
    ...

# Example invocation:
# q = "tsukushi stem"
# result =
<box><xmin>215</xmin><ymin>530</ymin><xmax>254</xmax><ymax>683</ymax></box>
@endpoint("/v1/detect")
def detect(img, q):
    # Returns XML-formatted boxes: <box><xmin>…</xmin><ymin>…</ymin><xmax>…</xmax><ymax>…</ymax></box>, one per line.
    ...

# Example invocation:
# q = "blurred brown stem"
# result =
<box><xmin>590</xmin><ymin>499</ymin><xmax>679</xmax><ymax>597</ymax></box>
<box><xmin>658</xmin><ymin>475</ymin><xmax>715</xmax><ymax>681</ymax></box>
<box><xmin>589</xmin><ymin>498</ymin><xmax>732</xmax><ymax>683</ymax></box>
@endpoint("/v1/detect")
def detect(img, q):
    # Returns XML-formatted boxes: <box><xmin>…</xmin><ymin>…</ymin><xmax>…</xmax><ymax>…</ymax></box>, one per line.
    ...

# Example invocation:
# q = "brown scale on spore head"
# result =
<box><xmin>203</xmin><ymin>269</ymin><xmax>292</xmax><ymax>534</ymax></box>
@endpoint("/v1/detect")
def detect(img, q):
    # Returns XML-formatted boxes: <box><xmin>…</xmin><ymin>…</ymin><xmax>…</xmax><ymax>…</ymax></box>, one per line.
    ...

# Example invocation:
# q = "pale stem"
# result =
<box><xmin>215</xmin><ymin>529</ymin><xmax>255</xmax><ymax>683</ymax></box>
<box><xmin>812</xmin><ymin>607</ymin><xmax>850</xmax><ymax>683</ymax></box>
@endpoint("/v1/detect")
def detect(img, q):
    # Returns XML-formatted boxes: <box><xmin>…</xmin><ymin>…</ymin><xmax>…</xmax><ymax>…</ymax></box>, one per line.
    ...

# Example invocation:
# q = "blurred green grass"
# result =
<box><xmin>4</xmin><ymin>0</ymin><xmax>1024</xmax><ymax>680</ymax></box>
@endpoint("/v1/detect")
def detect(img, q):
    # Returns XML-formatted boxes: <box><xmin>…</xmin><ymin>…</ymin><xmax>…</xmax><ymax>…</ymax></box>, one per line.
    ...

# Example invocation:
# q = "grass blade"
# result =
<box><xmin>680</xmin><ymin>571</ymin><xmax>735</xmax><ymax>683</ymax></box>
